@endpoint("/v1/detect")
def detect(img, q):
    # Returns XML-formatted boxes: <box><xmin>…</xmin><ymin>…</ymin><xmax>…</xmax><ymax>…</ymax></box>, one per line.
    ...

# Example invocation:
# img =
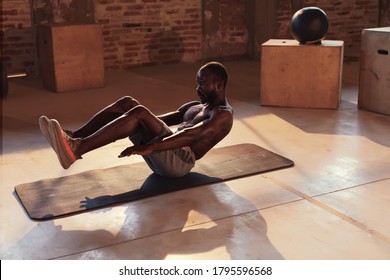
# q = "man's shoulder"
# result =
<box><xmin>214</xmin><ymin>101</ymin><xmax>233</xmax><ymax>115</ymax></box>
<box><xmin>211</xmin><ymin>104</ymin><xmax>233</xmax><ymax>124</ymax></box>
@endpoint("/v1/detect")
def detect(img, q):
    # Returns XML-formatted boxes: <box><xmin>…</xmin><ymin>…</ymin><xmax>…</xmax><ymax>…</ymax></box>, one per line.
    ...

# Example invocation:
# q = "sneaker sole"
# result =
<box><xmin>49</xmin><ymin>119</ymin><xmax>77</xmax><ymax>169</ymax></box>
<box><xmin>39</xmin><ymin>116</ymin><xmax>53</xmax><ymax>149</ymax></box>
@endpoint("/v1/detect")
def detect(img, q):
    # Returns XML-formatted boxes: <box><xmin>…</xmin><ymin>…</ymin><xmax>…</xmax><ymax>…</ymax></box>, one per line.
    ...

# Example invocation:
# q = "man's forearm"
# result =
<box><xmin>119</xmin><ymin>125</ymin><xmax>199</xmax><ymax>157</ymax></box>
<box><xmin>149</xmin><ymin>128</ymin><xmax>195</xmax><ymax>152</ymax></box>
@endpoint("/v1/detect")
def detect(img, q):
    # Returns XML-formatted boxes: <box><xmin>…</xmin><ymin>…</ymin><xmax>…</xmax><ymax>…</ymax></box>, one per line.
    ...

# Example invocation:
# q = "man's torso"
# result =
<box><xmin>175</xmin><ymin>101</ymin><xmax>233</xmax><ymax>159</ymax></box>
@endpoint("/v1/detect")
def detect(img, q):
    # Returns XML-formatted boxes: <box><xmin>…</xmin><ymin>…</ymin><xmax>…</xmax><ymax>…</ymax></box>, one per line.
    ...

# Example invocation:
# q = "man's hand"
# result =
<box><xmin>118</xmin><ymin>144</ymin><xmax>154</xmax><ymax>157</ymax></box>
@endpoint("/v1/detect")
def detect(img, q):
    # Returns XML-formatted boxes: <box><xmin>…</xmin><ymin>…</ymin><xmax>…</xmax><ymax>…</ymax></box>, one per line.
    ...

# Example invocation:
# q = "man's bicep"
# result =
<box><xmin>157</xmin><ymin>110</ymin><xmax>183</xmax><ymax>126</ymax></box>
<box><xmin>159</xmin><ymin>101</ymin><xmax>200</xmax><ymax>126</ymax></box>
<box><xmin>177</xmin><ymin>101</ymin><xmax>201</xmax><ymax>114</ymax></box>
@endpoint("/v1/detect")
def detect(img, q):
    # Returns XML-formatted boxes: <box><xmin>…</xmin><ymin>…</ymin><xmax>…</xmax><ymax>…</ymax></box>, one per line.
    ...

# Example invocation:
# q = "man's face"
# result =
<box><xmin>196</xmin><ymin>70</ymin><xmax>218</xmax><ymax>104</ymax></box>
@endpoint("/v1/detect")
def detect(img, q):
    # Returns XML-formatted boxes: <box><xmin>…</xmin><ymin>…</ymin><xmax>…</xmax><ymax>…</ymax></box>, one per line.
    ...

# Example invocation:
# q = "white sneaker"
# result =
<box><xmin>48</xmin><ymin>119</ymin><xmax>81</xmax><ymax>169</ymax></box>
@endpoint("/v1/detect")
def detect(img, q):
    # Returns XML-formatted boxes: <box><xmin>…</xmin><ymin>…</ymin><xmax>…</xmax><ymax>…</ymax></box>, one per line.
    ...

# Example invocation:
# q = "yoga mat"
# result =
<box><xmin>15</xmin><ymin>144</ymin><xmax>294</xmax><ymax>220</ymax></box>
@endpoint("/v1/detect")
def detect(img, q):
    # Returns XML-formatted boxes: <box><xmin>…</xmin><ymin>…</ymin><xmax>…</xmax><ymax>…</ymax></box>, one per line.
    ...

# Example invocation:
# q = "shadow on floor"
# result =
<box><xmin>5</xmin><ymin>182</ymin><xmax>283</xmax><ymax>260</ymax></box>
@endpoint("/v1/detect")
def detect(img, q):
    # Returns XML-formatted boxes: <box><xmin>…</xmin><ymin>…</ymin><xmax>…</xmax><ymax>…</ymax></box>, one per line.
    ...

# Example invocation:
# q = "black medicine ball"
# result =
<box><xmin>291</xmin><ymin>7</ymin><xmax>329</xmax><ymax>44</ymax></box>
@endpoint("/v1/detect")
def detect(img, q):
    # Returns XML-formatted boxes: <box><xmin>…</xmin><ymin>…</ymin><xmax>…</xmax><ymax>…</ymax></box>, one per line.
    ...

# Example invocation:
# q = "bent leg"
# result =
<box><xmin>74</xmin><ymin>105</ymin><xmax>172</xmax><ymax>156</ymax></box>
<box><xmin>72</xmin><ymin>96</ymin><xmax>140</xmax><ymax>138</ymax></box>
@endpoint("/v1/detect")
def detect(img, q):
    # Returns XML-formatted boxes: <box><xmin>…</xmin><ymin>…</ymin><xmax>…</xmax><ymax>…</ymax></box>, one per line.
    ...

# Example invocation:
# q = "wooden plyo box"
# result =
<box><xmin>260</xmin><ymin>39</ymin><xmax>344</xmax><ymax>109</ymax></box>
<box><xmin>358</xmin><ymin>27</ymin><xmax>390</xmax><ymax>115</ymax></box>
<box><xmin>38</xmin><ymin>23</ymin><xmax>104</xmax><ymax>93</ymax></box>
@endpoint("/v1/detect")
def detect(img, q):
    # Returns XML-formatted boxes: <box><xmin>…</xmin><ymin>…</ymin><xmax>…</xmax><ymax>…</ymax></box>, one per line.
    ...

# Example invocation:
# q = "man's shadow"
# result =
<box><xmin>111</xmin><ymin>175</ymin><xmax>284</xmax><ymax>259</ymax></box>
<box><xmin>4</xmin><ymin>174</ymin><xmax>284</xmax><ymax>259</ymax></box>
<box><xmin>79</xmin><ymin>172</ymin><xmax>223</xmax><ymax>210</ymax></box>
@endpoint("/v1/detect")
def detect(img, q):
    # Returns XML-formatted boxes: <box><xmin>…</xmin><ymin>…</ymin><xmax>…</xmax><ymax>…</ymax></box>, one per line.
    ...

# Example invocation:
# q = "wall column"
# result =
<box><xmin>245</xmin><ymin>0</ymin><xmax>280</xmax><ymax>59</ymax></box>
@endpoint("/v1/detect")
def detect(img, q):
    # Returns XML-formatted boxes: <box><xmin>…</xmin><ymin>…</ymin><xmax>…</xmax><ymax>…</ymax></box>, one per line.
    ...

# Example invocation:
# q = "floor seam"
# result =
<box><xmin>312</xmin><ymin>177</ymin><xmax>390</xmax><ymax>198</ymax></box>
<box><xmin>264</xmin><ymin>175</ymin><xmax>390</xmax><ymax>244</ymax></box>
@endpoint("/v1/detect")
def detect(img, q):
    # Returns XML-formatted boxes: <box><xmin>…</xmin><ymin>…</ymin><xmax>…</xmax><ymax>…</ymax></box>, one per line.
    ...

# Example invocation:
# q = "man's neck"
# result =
<box><xmin>209</xmin><ymin>95</ymin><xmax>225</xmax><ymax>107</ymax></box>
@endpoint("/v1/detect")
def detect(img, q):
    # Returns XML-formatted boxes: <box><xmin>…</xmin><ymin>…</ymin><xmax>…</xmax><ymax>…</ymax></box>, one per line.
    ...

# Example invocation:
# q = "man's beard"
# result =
<box><xmin>200</xmin><ymin>90</ymin><xmax>217</xmax><ymax>104</ymax></box>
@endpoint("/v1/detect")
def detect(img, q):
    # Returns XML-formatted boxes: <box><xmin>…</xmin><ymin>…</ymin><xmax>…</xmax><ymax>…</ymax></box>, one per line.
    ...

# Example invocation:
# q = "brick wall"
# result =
<box><xmin>0</xmin><ymin>0</ymin><xmax>36</xmax><ymax>75</ymax></box>
<box><xmin>202</xmin><ymin>0</ymin><xmax>248</xmax><ymax>59</ymax></box>
<box><xmin>0</xmin><ymin>0</ymin><xmax>203</xmax><ymax>74</ymax></box>
<box><xmin>0</xmin><ymin>0</ymin><xmax>383</xmax><ymax>75</ymax></box>
<box><xmin>95</xmin><ymin>0</ymin><xmax>202</xmax><ymax>69</ymax></box>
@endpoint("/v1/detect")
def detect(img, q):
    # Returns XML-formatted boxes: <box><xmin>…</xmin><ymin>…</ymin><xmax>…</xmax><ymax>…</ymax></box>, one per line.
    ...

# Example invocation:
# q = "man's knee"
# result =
<box><xmin>125</xmin><ymin>105</ymin><xmax>151</xmax><ymax>119</ymax></box>
<box><xmin>113</xmin><ymin>96</ymin><xmax>140</xmax><ymax>112</ymax></box>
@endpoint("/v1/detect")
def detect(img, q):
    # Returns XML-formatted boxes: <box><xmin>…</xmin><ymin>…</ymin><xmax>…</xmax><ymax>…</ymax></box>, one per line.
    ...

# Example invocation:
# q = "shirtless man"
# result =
<box><xmin>39</xmin><ymin>61</ymin><xmax>233</xmax><ymax>177</ymax></box>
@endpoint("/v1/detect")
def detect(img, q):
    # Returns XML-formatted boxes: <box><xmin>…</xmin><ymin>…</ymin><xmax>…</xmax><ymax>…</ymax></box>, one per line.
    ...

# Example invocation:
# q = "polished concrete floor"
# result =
<box><xmin>1</xmin><ymin>60</ymin><xmax>390</xmax><ymax>260</ymax></box>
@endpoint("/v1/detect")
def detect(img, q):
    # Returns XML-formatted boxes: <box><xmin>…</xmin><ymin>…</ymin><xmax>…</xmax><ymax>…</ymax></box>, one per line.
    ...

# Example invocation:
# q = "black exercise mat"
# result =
<box><xmin>14</xmin><ymin>144</ymin><xmax>294</xmax><ymax>220</ymax></box>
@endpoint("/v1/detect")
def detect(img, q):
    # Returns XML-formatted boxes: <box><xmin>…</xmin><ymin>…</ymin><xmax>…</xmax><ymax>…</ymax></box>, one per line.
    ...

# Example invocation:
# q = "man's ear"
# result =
<box><xmin>215</xmin><ymin>80</ymin><xmax>223</xmax><ymax>91</ymax></box>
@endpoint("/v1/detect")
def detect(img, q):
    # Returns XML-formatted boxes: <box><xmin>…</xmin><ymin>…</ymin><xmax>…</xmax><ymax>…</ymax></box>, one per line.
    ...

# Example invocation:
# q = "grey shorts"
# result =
<box><xmin>129</xmin><ymin>126</ymin><xmax>196</xmax><ymax>177</ymax></box>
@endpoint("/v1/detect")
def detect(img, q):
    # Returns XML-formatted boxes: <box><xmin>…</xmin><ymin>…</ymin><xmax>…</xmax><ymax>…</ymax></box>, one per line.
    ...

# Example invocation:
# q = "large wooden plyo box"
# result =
<box><xmin>358</xmin><ymin>27</ymin><xmax>390</xmax><ymax>115</ymax></box>
<box><xmin>38</xmin><ymin>23</ymin><xmax>104</xmax><ymax>92</ymax></box>
<box><xmin>260</xmin><ymin>39</ymin><xmax>344</xmax><ymax>109</ymax></box>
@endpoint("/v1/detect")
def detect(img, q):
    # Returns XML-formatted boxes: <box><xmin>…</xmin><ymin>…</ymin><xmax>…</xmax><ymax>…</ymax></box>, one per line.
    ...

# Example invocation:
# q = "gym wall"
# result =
<box><xmin>0</xmin><ymin>0</ymin><xmax>383</xmax><ymax>77</ymax></box>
